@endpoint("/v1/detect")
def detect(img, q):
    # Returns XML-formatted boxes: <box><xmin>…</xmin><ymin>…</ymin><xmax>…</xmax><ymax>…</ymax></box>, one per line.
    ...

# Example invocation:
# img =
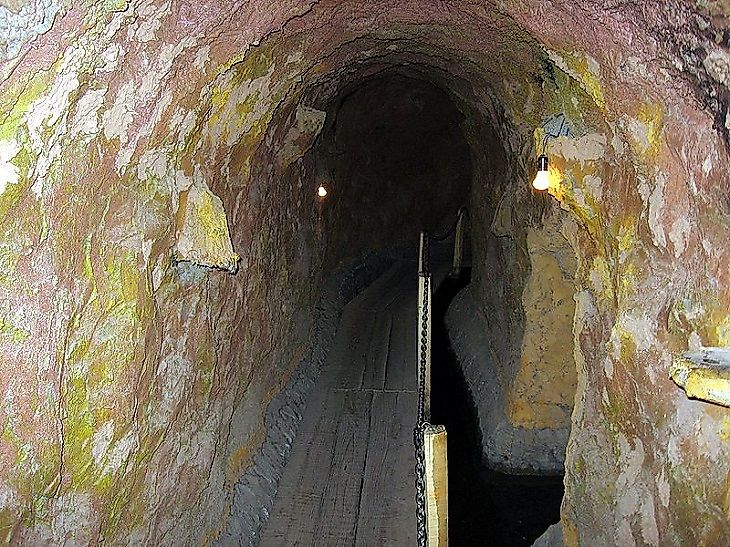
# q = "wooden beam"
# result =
<box><xmin>424</xmin><ymin>425</ymin><xmax>448</xmax><ymax>547</ymax></box>
<box><xmin>416</xmin><ymin>273</ymin><xmax>432</xmax><ymax>419</ymax></box>
<box><xmin>418</xmin><ymin>231</ymin><xmax>427</xmax><ymax>274</ymax></box>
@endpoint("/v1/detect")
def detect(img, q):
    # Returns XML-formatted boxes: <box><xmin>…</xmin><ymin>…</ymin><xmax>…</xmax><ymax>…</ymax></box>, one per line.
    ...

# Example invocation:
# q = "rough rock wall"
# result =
<box><xmin>0</xmin><ymin>2</ymin><xmax>334</xmax><ymax>542</ymax></box>
<box><xmin>503</xmin><ymin>2</ymin><xmax>730</xmax><ymax>544</ymax></box>
<box><xmin>447</xmin><ymin>94</ymin><xmax>580</xmax><ymax>474</ymax></box>
<box><xmin>0</xmin><ymin>0</ymin><xmax>729</xmax><ymax>545</ymax></box>
<box><xmin>508</xmin><ymin>209</ymin><xmax>577</xmax><ymax>431</ymax></box>
<box><xmin>0</xmin><ymin>1</ymin><xmax>483</xmax><ymax>542</ymax></box>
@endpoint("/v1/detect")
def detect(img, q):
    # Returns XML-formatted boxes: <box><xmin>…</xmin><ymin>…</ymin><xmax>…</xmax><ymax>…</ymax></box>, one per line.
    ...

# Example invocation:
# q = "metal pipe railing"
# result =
<box><xmin>414</xmin><ymin>207</ymin><xmax>468</xmax><ymax>547</ymax></box>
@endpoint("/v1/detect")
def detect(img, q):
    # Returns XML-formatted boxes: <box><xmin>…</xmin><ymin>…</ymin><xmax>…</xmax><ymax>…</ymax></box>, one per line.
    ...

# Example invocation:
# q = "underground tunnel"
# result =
<box><xmin>1</xmin><ymin>1</ymin><xmax>730</xmax><ymax>546</ymax></box>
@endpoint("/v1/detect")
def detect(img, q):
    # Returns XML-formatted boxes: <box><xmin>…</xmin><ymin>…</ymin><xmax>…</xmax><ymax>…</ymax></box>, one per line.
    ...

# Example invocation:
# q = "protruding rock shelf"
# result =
<box><xmin>670</xmin><ymin>348</ymin><xmax>730</xmax><ymax>407</ymax></box>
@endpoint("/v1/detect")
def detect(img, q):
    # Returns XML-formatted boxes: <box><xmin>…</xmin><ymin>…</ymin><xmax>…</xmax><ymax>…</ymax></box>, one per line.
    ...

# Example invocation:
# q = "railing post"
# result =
<box><xmin>450</xmin><ymin>209</ymin><xmax>464</xmax><ymax>278</ymax></box>
<box><xmin>418</xmin><ymin>231</ymin><xmax>427</xmax><ymax>274</ymax></box>
<box><xmin>424</xmin><ymin>425</ymin><xmax>448</xmax><ymax>546</ymax></box>
<box><xmin>417</xmin><ymin>272</ymin><xmax>432</xmax><ymax>419</ymax></box>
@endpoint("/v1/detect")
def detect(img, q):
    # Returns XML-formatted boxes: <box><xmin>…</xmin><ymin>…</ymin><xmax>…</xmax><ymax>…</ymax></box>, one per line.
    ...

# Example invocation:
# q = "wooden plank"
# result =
<box><xmin>355</xmin><ymin>391</ymin><xmax>417</xmax><ymax>547</ymax></box>
<box><xmin>328</xmin><ymin>307</ymin><xmax>376</xmax><ymax>390</ymax></box>
<box><xmin>331</xmin><ymin>310</ymin><xmax>375</xmax><ymax>389</ymax></box>
<box><xmin>450</xmin><ymin>211</ymin><xmax>464</xmax><ymax>277</ymax></box>
<box><xmin>360</xmin><ymin>313</ymin><xmax>392</xmax><ymax>390</ymax></box>
<box><xmin>424</xmin><ymin>425</ymin><xmax>448</xmax><ymax>547</ymax></box>
<box><xmin>320</xmin><ymin>305</ymin><xmax>361</xmax><ymax>374</ymax></box>
<box><xmin>261</xmin><ymin>254</ymin><xmax>451</xmax><ymax>546</ymax></box>
<box><xmin>260</xmin><ymin>389</ymin><xmax>346</xmax><ymax>546</ymax></box>
<box><xmin>418</xmin><ymin>231</ymin><xmax>426</xmax><ymax>273</ymax></box>
<box><xmin>352</xmin><ymin>262</ymin><xmax>405</xmax><ymax>310</ymax></box>
<box><xmin>313</xmin><ymin>390</ymin><xmax>373</xmax><ymax>545</ymax></box>
<box><xmin>370</xmin><ymin>261</ymin><xmax>416</xmax><ymax>313</ymax></box>
<box><xmin>384</xmin><ymin>295</ymin><xmax>417</xmax><ymax>392</ymax></box>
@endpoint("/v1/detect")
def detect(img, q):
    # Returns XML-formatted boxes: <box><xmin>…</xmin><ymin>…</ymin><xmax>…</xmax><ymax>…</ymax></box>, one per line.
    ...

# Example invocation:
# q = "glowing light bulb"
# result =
<box><xmin>532</xmin><ymin>154</ymin><xmax>550</xmax><ymax>191</ymax></box>
<box><xmin>532</xmin><ymin>170</ymin><xmax>550</xmax><ymax>191</ymax></box>
<box><xmin>317</xmin><ymin>184</ymin><xmax>328</xmax><ymax>198</ymax></box>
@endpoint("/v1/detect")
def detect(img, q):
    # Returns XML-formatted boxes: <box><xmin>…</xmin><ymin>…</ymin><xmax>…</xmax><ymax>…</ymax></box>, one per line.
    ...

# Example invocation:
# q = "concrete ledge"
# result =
<box><xmin>531</xmin><ymin>522</ymin><xmax>563</xmax><ymax>547</ymax></box>
<box><xmin>444</xmin><ymin>285</ymin><xmax>568</xmax><ymax>475</ymax></box>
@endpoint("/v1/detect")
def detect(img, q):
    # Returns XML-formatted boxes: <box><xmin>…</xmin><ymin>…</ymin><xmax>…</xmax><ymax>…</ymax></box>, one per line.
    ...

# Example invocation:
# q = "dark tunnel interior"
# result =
<box><xmin>312</xmin><ymin>72</ymin><xmax>474</xmax><ymax>269</ymax></box>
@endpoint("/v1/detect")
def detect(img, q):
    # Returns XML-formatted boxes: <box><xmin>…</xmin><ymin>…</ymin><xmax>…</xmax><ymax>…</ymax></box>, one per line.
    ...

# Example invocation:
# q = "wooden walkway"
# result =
<box><xmin>259</xmin><ymin>260</ymin><xmax>424</xmax><ymax>546</ymax></box>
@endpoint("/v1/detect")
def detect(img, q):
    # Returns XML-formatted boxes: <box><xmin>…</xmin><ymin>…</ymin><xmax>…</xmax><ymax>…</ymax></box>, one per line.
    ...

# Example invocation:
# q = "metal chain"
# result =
<box><xmin>413</xmin><ymin>207</ymin><xmax>467</xmax><ymax>544</ymax></box>
<box><xmin>426</xmin><ymin>206</ymin><xmax>469</xmax><ymax>242</ymax></box>
<box><xmin>414</xmin><ymin>272</ymin><xmax>430</xmax><ymax>547</ymax></box>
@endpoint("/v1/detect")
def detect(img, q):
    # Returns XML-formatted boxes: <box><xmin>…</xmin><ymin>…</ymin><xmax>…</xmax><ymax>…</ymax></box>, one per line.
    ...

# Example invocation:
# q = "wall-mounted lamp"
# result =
<box><xmin>532</xmin><ymin>114</ymin><xmax>570</xmax><ymax>191</ymax></box>
<box><xmin>317</xmin><ymin>184</ymin><xmax>328</xmax><ymax>198</ymax></box>
<box><xmin>532</xmin><ymin>154</ymin><xmax>550</xmax><ymax>191</ymax></box>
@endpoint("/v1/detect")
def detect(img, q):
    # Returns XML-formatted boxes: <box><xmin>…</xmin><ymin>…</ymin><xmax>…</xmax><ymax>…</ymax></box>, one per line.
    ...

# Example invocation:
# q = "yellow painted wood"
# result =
<box><xmin>424</xmin><ymin>425</ymin><xmax>448</xmax><ymax>547</ymax></box>
<box><xmin>670</xmin><ymin>347</ymin><xmax>730</xmax><ymax>407</ymax></box>
<box><xmin>419</xmin><ymin>231</ymin><xmax>427</xmax><ymax>273</ymax></box>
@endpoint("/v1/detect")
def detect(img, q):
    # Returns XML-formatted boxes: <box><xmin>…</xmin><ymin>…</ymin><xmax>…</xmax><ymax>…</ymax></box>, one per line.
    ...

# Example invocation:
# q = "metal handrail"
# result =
<box><xmin>418</xmin><ymin>207</ymin><xmax>469</xmax><ymax>276</ymax></box>
<box><xmin>414</xmin><ymin>207</ymin><xmax>469</xmax><ymax>547</ymax></box>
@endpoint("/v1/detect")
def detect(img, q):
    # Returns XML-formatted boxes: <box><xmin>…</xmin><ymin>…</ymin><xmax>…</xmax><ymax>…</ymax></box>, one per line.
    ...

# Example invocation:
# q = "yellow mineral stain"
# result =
<box><xmin>546</xmin><ymin>166</ymin><xmax>563</xmax><ymax>194</ymax></box>
<box><xmin>589</xmin><ymin>256</ymin><xmax>614</xmax><ymax>303</ymax></box>
<box><xmin>716</xmin><ymin>315</ymin><xmax>730</xmax><ymax>347</ymax></box>
<box><xmin>82</xmin><ymin>235</ymin><xmax>98</xmax><ymax>300</ymax></box>
<box><xmin>0</xmin><ymin>316</ymin><xmax>29</xmax><ymax>343</ymax></box>
<box><xmin>554</xmin><ymin>51</ymin><xmax>605</xmax><ymax>108</ymax></box>
<box><xmin>507</xmin><ymin>226</ymin><xmax>577</xmax><ymax>429</ymax></box>
<box><xmin>626</xmin><ymin>102</ymin><xmax>665</xmax><ymax>159</ymax></box>
<box><xmin>175</xmin><ymin>183</ymin><xmax>239</xmax><ymax>270</ymax></box>
<box><xmin>637</xmin><ymin>102</ymin><xmax>665</xmax><ymax>157</ymax></box>
<box><xmin>616</xmin><ymin>223</ymin><xmax>637</xmax><ymax>257</ymax></box>
<box><xmin>0</xmin><ymin>70</ymin><xmax>52</xmax><ymax>142</ymax></box>
<box><xmin>227</xmin><ymin>427</ymin><xmax>265</xmax><ymax>482</ymax></box>
<box><xmin>719</xmin><ymin>416</ymin><xmax>730</xmax><ymax>441</ymax></box>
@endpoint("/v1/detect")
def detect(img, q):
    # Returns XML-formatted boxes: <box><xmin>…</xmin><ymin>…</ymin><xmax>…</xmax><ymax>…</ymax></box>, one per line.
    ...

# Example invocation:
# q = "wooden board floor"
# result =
<box><xmin>259</xmin><ymin>259</ymin><xmax>428</xmax><ymax>547</ymax></box>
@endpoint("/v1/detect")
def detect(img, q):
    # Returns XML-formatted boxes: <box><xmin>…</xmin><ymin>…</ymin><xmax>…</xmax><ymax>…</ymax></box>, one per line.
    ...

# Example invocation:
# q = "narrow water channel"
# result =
<box><xmin>430</xmin><ymin>269</ymin><xmax>564</xmax><ymax>546</ymax></box>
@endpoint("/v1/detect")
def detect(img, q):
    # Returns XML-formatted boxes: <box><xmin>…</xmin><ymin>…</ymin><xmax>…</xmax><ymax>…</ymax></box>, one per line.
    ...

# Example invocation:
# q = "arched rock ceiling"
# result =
<box><xmin>5</xmin><ymin>0</ymin><xmax>726</xmax><ymax>196</ymax></box>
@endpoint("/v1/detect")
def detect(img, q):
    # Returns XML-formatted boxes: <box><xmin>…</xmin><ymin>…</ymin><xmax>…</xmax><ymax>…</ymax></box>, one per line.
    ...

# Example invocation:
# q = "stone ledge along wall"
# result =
<box><xmin>0</xmin><ymin>1</ymin><xmax>729</xmax><ymax>545</ymax></box>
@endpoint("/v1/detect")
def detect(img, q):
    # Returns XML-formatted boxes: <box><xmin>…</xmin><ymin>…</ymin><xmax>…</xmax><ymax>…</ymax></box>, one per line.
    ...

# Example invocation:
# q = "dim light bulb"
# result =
<box><xmin>532</xmin><ymin>154</ymin><xmax>550</xmax><ymax>191</ymax></box>
<box><xmin>317</xmin><ymin>185</ymin><xmax>327</xmax><ymax>198</ymax></box>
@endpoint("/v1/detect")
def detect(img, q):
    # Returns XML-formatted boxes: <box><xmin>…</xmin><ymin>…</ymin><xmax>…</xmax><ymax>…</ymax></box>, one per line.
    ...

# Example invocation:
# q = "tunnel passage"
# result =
<box><xmin>311</xmin><ymin>71</ymin><xmax>473</xmax><ymax>268</ymax></box>
<box><xmin>255</xmin><ymin>66</ymin><xmax>575</xmax><ymax>543</ymax></box>
<box><xmin>3</xmin><ymin>1</ymin><xmax>730</xmax><ymax>545</ymax></box>
<box><xmin>306</xmin><ymin>65</ymin><xmax>580</xmax><ymax>456</ymax></box>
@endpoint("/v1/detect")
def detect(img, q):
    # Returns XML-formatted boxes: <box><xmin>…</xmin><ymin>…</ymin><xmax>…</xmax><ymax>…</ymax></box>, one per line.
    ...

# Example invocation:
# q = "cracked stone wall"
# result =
<box><xmin>1</xmin><ymin>1</ymin><xmax>729</xmax><ymax>545</ymax></box>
